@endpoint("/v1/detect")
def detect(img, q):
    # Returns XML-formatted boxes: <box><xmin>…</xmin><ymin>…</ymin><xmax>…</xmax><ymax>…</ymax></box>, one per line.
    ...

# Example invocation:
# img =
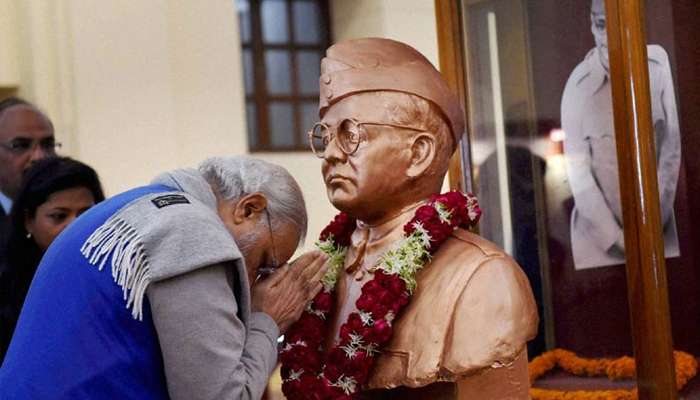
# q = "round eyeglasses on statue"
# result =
<box><xmin>308</xmin><ymin>118</ymin><xmax>424</xmax><ymax>158</ymax></box>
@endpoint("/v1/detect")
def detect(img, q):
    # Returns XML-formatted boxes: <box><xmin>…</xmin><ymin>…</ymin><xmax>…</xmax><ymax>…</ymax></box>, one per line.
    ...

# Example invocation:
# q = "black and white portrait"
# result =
<box><xmin>561</xmin><ymin>0</ymin><xmax>681</xmax><ymax>270</ymax></box>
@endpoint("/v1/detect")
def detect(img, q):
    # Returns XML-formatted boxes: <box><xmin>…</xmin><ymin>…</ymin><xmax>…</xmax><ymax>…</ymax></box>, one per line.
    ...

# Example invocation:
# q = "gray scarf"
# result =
<box><xmin>80</xmin><ymin>168</ymin><xmax>242</xmax><ymax>320</ymax></box>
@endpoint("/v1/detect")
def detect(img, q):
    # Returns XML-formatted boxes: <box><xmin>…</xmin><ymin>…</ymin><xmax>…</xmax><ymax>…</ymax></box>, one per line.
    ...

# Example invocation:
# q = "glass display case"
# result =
<box><xmin>436</xmin><ymin>0</ymin><xmax>700</xmax><ymax>397</ymax></box>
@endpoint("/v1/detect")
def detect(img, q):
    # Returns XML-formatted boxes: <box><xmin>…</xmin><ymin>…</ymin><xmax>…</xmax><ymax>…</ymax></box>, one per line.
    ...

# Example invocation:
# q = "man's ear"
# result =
<box><xmin>232</xmin><ymin>192</ymin><xmax>268</xmax><ymax>224</ymax></box>
<box><xmin>406</xmin><ymin>133</ymin><xmax>436</xmax><ymax>178</ymax></box>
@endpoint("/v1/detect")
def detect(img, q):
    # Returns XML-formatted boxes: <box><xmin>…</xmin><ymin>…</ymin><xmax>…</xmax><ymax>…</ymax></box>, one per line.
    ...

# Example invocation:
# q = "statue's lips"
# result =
<box><xmin>325</xmin><ymin>174</ymin><xmax>353</xmax><ymax>185</ymax></box>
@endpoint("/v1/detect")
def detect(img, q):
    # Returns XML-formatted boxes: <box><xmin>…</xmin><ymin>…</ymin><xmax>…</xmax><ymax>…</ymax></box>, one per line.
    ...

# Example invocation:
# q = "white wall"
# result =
<box><xmin>4</xmin><ymin>0</ymin><xmax>440</xmax><ymax>250</ymax></box>
<box><xmin>64</xmin><ymin>0</ymin><xmax>255</xmax><ymax>194</ymax></box>
<box><xmin>330</xmin><ymin>0</ymin><xmax>439</xmax><ymax>67</ymax></box>
<box><xmin>0</xmin><ymin>0</ymin><xmax>21</xmax><ymax>87</ymax></box>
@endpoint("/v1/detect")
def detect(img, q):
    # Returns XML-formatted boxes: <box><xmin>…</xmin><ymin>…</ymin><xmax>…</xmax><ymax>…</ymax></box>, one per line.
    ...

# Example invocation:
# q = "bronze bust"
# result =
<box><xmin>313</xmin><ymin>37</ymin><xmax>538</xmax><ymax>399</ymax></box>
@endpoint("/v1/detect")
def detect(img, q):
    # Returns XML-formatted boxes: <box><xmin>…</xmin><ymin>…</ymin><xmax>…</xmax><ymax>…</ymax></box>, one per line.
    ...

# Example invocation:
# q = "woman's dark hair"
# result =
<box><xmin>10</xmin><ymin>156</ymin><xmax>105</xmax><ymax>230</ymax></box>
<box><xmin>0</xmin><ymin>156</ymin><xmax>104</xmax><ymax>360</ymax></box>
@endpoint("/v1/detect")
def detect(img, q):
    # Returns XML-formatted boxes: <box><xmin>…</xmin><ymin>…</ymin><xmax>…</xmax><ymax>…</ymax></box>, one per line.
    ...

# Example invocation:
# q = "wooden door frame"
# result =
<box><xmin>434</xmin><ymin>0</ymin><xmax>560</xmax><ymax>354</ymax></box>
<box><xmin>435</xmin><ymin>0</ymin><xmax>472</xmax><ymax>194</ymax></box>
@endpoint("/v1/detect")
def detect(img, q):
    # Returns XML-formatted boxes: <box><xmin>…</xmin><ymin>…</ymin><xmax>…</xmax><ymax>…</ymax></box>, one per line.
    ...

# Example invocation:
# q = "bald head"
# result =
<box><xmin>0</xmin><ymin>99</ymin><xmax>56</xmax><ymax>198</ymax></box>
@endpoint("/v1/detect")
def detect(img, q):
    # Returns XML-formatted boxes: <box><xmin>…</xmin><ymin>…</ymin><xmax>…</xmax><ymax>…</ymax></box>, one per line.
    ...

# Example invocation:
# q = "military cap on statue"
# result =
<box><xmin>318</xmin><ymin>37</ymin><xmax>465</xmax><ymax>144</ymax></box>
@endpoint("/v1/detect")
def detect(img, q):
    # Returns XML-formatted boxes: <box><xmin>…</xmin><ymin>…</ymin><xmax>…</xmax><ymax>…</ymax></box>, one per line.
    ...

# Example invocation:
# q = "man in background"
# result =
<box><xmin>561</xmin><ymin>0</ymin><xmax>681</xmax><ymax>269</ymax></box>
<box><xmin>0</xmin><ymin>97</ymin><xmax>58</xmax><ymax>247</ymax></box>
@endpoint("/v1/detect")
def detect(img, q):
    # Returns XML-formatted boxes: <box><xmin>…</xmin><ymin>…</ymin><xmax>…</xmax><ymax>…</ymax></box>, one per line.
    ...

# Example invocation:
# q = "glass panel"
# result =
<box><xmin>265</xmin><ymin>50</ymin><xmax>292</xmax><ymax>94</ymax></box>
<box><xmin>242</xmin><ymin>49</ymin><xmax>254</xmax><ymax>95</ymax></box>
<box><xmin>299</xmin><ymin>101</ymin><xmax>318</xmax><ymax>147</ymax></box>
<box><xmin>461</xmin><ymin>0</ymin><xmax>627</xmax><ymax>364</ymax></box>
<box><xmin>293</xmin><ymin>0</ymin><xmax>322</xmax><ymax>44</ymax></box>
<box><xmin>246</xmin><ymin>102</ymin><xmax>257</xmax><ymax>149</ymax></box>
<box><xmin>261</xmin><ymin>0</ymin><xmax>289</xmax><ymax>44</ymax></box>
<box><xmin>236</xmin><ymin>0</ymin><xmax>252</xmax><ymax>43</ymax></box>
<box><xmin>268</xmin><ymin>101</ymin><xmax>295</xmax><ymax>148</ymax></box>
<box><xmin>296</xmin><ymin>51</ymin><xmax>322</xmax><ymax>95</ymax></box>
<box><xmin>460</xmin><ymin>4</ymin><xmax>700</xmax><ymax>393</ymax></box>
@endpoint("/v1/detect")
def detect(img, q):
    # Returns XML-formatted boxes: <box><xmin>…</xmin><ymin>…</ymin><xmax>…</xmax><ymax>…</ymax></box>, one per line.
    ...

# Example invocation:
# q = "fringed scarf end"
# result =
<box><xmin>80</xmin><ymin>217</ymin><xmax>151</xmax><ymax>321</ymax></box>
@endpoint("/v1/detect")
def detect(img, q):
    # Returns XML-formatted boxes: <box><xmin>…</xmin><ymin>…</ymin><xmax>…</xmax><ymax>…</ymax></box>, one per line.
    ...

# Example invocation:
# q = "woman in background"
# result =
<box><xmin>0</xmin><ymin>157</ymin><xmax>104</xmax><ymax>362</ymax></box>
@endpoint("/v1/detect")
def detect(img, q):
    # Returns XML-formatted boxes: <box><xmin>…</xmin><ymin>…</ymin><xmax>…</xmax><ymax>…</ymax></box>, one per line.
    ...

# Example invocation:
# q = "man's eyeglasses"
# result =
<box><xmin>256</xmin><ymin>209</ymin><xmax>279</xmax><ymax>278</ymax></box>
<box><xmin>0</xmin><ymin>137</ymin><xmax>61</xmax><ymax>155</ymax></box>
<box><xmin>308</xmin><ymin>118</ymin><xmax>425</xmax><ymax>159</ymax></box>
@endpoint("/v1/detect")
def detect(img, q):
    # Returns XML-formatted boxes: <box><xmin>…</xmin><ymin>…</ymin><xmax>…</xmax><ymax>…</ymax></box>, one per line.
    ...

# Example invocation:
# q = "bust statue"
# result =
<box><xmin>301</xmin><ymin>37</ymin><xmax>538</xmax><ymax>399</ymax></box>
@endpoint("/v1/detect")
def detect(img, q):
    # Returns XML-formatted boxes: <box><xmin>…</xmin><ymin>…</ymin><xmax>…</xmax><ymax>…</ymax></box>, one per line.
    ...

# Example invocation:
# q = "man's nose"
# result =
<box><xmin>323</xmin><ymin>135</ymin><xmax>347</xmax><ymax>163</ymax></box>
<box><xmin>29</xmin><ymin>143</ymin><xmax>49</xmax><ymax>161</ymax></box>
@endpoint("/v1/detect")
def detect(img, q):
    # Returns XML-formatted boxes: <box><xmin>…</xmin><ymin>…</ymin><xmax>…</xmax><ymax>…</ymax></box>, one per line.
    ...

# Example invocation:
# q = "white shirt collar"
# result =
<box><xmin>0</xmin><ymin>191</ymin><xmax>12</xmax><ymax>215</ymax></box>
<box><xmin>575</xmin><ymin>48</ymin><xmax>609</xmax><ymax>96</ymax></box>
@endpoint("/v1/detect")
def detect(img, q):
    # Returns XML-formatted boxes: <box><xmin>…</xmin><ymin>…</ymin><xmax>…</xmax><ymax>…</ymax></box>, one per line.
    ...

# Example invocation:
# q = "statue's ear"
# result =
<box><xmin>406</xmin><ymin>133</ymin><xmax>436</xmax><ymax>178</ymax></box>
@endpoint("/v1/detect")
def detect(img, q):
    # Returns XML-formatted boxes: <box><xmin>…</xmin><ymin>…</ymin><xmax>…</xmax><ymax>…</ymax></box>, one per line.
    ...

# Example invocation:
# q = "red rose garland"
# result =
<box><xmin>281</xmin><ymin>191</ymin><xmax>481</xmax><ymax>399</ymax></box>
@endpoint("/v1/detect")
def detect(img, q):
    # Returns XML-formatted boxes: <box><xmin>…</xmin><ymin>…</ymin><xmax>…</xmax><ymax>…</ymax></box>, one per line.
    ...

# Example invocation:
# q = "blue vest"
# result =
<box><xmin>0</xmin><ymin>185</ymin><xmax>174</xmax><ymax>399</ymax></box>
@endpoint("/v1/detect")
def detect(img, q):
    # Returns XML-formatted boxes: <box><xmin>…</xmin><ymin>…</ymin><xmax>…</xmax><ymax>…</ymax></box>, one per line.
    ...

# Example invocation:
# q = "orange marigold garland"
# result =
<box><xmin>529</xmin><ymin>349</ymin><xmax>698</xmax><ymax>400</ymax></box>
<box><xmin>530</xmin><ymin>388</ymin><xmax>637</xmax><ymax>400</ymax></box>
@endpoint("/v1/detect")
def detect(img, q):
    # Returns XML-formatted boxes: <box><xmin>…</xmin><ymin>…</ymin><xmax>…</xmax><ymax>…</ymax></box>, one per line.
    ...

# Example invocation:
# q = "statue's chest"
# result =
<box><xmin>330</xmin><ymin>269</ymin><xmax>375</xmax><ymax>341</ymax></box>
<box><xmin>328</xmin><ymin>234</ymin><xmax>392</xmax><ymax>341</ymax></box>
<box><xmin>328</xmin><ymin>254</ymin><xmax>465</xmax><ymax>348</ymax></box>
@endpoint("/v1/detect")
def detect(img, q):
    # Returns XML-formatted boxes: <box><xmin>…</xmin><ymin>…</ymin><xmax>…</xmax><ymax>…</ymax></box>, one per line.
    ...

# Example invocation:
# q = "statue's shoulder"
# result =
<box><xmin>426</xmin><ymin>228</ymin><xmax>537</xmax><ymax>335</ymax></box>
<box><xmin>369</xmin><ymin>229</ymin><xmax>537</xmax><ymax>389</ymax></box>
<box><xmin>419</xmin><ymin>228</ymin><xmax>535</xmax><ymax>317</ymax></box>
<box><xmin>448</xmin><ymin>228</ymin><xmax>510</xmax><ymax>256</ymax></box>
<box><xmin>431</xmin><ymin>229</ymin><xmax>522</xmax><ymax>277</ymax></box>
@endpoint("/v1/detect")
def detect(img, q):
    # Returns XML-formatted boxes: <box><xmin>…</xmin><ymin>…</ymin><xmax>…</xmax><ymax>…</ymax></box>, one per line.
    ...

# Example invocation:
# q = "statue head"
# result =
<box><xmin>591</xmin><ymin>0</ymin><xmax>609</xmax><ymax>71</ymax></box>
<box><xmin>311</xmin><ymin>38</ymin><xmax>464</xmax><ymax>224</ymax></box>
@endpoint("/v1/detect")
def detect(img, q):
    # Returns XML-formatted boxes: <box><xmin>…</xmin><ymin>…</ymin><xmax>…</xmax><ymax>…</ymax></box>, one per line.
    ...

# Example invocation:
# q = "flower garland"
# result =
<box><xmin>280</xmin><ymin>192</ymin><xmax>481</xmax><ymax>399</ymax></box>
<box><xmin>529</xmin><ymin>348</ymin><xmax>698</xmax><ymax>400</ymax></box>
